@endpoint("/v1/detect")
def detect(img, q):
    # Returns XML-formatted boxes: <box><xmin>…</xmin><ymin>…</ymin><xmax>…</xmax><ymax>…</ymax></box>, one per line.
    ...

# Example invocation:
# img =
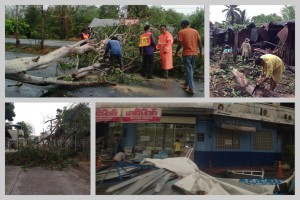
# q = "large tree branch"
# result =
<box><xmin>6</xmin><ymin>73</ymin><xmax>116</xmax><ymax>86</ymax></box>
<box><xmin>5</xmin><ymin>40</ymin><xmax>95</xmax><ymax>74</ymax></box>
<box><xmin>232</xmin><ymin>68</ymin><xmax>293</xmax><ymax>97</ymax></box>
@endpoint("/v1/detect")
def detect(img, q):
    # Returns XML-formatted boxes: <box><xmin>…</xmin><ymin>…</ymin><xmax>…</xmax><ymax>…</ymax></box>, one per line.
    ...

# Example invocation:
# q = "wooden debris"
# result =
<box><xmin>232</xmin><ymin>69</ymin><xmax>293</xmax><ymax>97</ymax></box>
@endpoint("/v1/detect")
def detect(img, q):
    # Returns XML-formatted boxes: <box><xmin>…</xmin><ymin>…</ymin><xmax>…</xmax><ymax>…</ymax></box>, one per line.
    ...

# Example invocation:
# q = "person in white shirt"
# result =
<box><xmin>113</xmin><ymin>150</ymin><xmax>125</xmax><ymax>162</ymax></box>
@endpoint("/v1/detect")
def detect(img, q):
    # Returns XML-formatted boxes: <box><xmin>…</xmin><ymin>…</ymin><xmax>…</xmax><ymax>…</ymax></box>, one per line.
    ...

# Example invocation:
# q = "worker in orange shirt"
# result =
<box><xmin>157</xmin><ymin>25</ymin><xmax>174</xmax><ymax>78</ymax></box>
<box><xmin>80</xmin><ymin>27</ymin><xmax>90</xmax><ymax>46</ymax></box>
<box><xmin>175</xmin><ymin>20</ymin><xmax>202</xmax><ymax>95</ymax></box>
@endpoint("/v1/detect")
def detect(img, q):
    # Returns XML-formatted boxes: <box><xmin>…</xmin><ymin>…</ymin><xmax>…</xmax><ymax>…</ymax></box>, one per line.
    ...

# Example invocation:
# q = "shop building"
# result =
<box><xmin>96</xmin><ymin>103</ymin><xmax>294</xmax><ymax>168</ymax></box>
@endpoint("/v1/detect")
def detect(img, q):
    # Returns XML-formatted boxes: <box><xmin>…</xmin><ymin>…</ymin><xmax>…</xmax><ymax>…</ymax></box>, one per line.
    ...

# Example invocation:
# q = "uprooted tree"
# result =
<box><xmin>5</xmin><ymin>24</ymin><xmax>144</xmax><ymax>86</ymax></box>
<box><xmin>6</xmin><ymin>20</ymin><xmax>203</xmax><ymax>87</ymax></box>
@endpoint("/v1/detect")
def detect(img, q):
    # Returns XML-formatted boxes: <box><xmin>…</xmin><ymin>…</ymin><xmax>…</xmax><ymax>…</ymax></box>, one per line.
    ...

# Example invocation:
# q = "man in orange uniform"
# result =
<box><xmin>175</xmin><ymin>20</ymin><xmax>202</xmax><ymax>95</ymax></box>
<box><xmin>80</xmin><ymin>27</ymin><xmax>90</xmax><ymax>46</ymax></box>
<box><xmin>157</xmin><ymin>25</ymin><xmax>174</xmax><ymax>78</ymax></box>
<box><xmin>139</xmin><ymin>25</ymin><xmax>157</xmax><ymax>79</ymax></box>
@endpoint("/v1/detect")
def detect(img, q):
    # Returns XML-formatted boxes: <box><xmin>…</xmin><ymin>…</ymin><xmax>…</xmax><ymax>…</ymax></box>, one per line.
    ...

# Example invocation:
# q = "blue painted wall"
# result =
<box><xmin>122</xmin><ymin>123</ymin><xmax>136</xmax><ymax>148</ymax></box>
<box><xmin>193</xmin><ymin>116</ymin><xmax>282</xmax><ymax>168</ymax></box>
<box><xmin>194</xmin><ymin>151</ymin><xmax>282</xmax><ymax>168</ymax></box>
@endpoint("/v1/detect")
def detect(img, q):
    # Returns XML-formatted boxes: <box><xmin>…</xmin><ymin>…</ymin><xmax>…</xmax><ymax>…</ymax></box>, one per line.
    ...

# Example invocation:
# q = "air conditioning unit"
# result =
<box><xmin>284</xmin><ymin>114</ymin><xmax>293</xmax><ymax>121</ymax></box>
<box><xmin>218</xmin><ymin>104</ymin><xmax>224</xmax><ymax>110</ymax></box>
<box><xmin>261</xmin><ymin>108</ymin><xmax>268</xmax><ymax>116</ymax></box>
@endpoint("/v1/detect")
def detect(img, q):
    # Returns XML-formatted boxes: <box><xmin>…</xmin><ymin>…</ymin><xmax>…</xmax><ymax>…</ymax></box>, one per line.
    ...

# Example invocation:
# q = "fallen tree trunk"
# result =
<box><xmin>232</xmin><ymin>69</ymin><xmax>293</xmax><ymax>97</ymax></box>
<box><xmin>6</xmin><ymin>73</ymin><xmax>116</xmax><ymax>86</ymax></box>
<box><xmin>5</xmin><ymin>40</ymin><xmax>96</xmax><ymax>74</ymax></box>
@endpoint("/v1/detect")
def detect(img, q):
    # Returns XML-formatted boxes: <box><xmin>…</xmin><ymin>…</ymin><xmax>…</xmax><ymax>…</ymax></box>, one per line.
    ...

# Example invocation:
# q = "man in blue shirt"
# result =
<box><xmin>104</xmin><ymin>36</ymin><xmax>124</xmax><ymax>70</ymax></box>
<box><xmin>139</xmin><ymin>25</ymin><xmax>156</xmax><ymax>79</ymax></box>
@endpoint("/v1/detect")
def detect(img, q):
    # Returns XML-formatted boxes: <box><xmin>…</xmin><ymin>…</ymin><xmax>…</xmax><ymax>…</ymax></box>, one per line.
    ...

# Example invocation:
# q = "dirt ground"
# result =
<box><xmin>210</xmin><ymin>49</ymin><xmax>295</xmax><ymax>97</ymax></box>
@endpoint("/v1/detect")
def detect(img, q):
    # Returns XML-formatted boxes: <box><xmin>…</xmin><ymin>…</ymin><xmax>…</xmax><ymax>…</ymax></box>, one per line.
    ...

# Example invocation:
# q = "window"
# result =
<box><xmin>253</xmin><ymin>131</ymin><xmax>273</xmax><ymax>150</ymax></box>
<box><xmin>136</xmin><ymin>123</ymin><xmax>195</xmax><ymax>150</ymax></box>
<box><xmin>216</xmin><ymin>128</ymin><xmax>240</xmax><ymax>149</ymax></box>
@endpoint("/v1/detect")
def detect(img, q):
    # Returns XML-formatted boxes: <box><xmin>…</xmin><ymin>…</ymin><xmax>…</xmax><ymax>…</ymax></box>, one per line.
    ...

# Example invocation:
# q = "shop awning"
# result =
<box><xmin>221</xmin><ymin>124</ymin><xmax>256</xmax><ymax>132</ymax></box>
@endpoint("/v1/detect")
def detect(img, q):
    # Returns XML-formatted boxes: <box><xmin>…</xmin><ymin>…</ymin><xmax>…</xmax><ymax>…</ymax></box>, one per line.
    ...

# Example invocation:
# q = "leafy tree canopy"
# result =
<box><xmin>5</xmin><ymin>103</ymin><xmax>16</xmax><ymax>121</ymax></box>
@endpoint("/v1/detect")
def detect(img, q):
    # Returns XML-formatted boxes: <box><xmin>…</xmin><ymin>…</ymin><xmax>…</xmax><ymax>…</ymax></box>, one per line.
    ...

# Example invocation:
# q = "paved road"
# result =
<box><xmin>5</xmin><ymin>38</ymin><xmax>77</xmax><ymax>47</ymax></box>
<box><xmin>6</xmin><ymin>165</ymin><xmax>90</xmax><ymax>195</ymax></box>
<box><xmin>5</xmin><ymin>52</ymin><xmax>204</xmax><ymax>97</ymax></box>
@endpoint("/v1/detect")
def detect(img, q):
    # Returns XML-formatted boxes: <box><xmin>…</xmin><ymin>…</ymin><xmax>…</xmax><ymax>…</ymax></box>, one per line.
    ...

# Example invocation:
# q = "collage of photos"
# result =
<box><xmin>3</xmin><ymin>3</ymin><xmax>296</xmax><ymax>198</ymax></box>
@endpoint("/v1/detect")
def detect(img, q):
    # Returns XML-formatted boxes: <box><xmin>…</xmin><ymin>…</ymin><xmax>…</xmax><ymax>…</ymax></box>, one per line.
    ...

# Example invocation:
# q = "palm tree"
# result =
<box><xmin>222</xmin><ymin>5</ymin><xmax>241</xmax><ymax>25</ymax></box>
<box><xmin>237</xmin><ymin>9</ymin><xmax>249</xmax><ymax>24</ymax></box>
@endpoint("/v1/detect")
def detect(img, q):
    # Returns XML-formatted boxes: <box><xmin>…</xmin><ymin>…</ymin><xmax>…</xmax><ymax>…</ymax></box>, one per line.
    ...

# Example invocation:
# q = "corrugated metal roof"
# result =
<box><xmin>277</xmin><ymin>26</ymin><xmax>289</xmax><ymax>43</ymax></box>
<box><xmin>88</xmin><ymin>18</ymin><xmax>120</xmax><ymax>28</ymax></box>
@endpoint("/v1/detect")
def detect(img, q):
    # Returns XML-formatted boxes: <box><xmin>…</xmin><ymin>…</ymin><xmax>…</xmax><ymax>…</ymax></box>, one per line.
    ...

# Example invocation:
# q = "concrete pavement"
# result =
<box><xmin>6</xmin><ymin>165</ymin><xmax>90</xmax><ymax>195</ymax></box>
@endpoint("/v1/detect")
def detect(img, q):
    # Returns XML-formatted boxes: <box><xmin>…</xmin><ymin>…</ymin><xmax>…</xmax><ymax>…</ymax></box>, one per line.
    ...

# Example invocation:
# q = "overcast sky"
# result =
<box><xmin>161</xmin><ymin>5</ymin><xmax>204</xmax><ymax>15</ymax></box>
<box><xmin>10</xmin><ymin>103</ymin><xmax>72</xmax><ymax>136</ymax></box>
<box><xmin>210</xmin><ymin>5</ymin><xmax>286</xmax><ymax>23</ymax></box>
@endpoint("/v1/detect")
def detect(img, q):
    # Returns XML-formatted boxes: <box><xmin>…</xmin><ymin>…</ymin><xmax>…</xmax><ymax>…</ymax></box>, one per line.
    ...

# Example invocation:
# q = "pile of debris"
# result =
<box><xmin>210</xmin><ymin>47</ymin><xmax>295</xmax><ymax>97</ymax></box>
<box><xmin>97</xmin><ymin>157</ymin><xmax>291</xmax><ymax>195</ymax></box>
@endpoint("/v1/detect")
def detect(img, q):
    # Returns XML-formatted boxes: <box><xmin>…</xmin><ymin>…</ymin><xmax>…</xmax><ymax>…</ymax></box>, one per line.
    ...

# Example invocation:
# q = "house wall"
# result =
<box><xmin>194</xmin><ymin>116</ymin><xmax>282</xmax><ymax>168</ymax></box>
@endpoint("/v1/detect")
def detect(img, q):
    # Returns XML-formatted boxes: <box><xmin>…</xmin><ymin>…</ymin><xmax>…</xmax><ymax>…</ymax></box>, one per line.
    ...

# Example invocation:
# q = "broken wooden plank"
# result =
<box><xmin>154</xmin><ymin>172</ymin><xmax>173</xmax><ymax>193</ymax></box>
<box><xmin>118</xmin><ymin>168</ymin><xmax>165</xmax><ymax>195</ymax></box>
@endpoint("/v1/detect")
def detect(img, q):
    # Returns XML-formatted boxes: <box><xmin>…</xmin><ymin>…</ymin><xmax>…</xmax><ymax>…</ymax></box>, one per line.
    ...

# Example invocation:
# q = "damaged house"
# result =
<box><xmin>210</xmin><ymin>20</ymin><xmax>295</xmax><ymax>66</ymax></box>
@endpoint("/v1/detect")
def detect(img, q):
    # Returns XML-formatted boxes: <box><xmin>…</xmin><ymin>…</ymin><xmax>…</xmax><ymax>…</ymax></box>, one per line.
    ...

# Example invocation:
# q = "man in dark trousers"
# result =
<box><xmin>139</xmin><ymin>25</ymin><xmax>157</xmax><ymax>79</ymax></box>
<box><xmin>175</xmin><ymin>20</ymin><xmax>202</xmax><ymax>95</ymax></box>
<box><xmin>104</xmin><ymin>36</ymin><xmax>124</xmax><ymax>70</ymax></box>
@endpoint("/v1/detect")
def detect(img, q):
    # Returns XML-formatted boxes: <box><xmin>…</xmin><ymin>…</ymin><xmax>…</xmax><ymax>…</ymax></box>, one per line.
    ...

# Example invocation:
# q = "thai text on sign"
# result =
<box><xmin>122</xmin><ymin>108</ymin><xmax>161</xmax><ymax>123</ymax></box>
<box><xmin>96</xmin><ymin>108</ymin><xmax>121</xmax><ymax>122</ymax></box>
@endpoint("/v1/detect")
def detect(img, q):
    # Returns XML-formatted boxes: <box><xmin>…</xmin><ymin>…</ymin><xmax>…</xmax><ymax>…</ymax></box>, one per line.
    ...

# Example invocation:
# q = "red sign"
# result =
<box><xmin>96</xmin><ymin>108</ymin><xmax>121</xmax><ymax>122</ymax></box>
<box><xmin>122</xmin><ymin>108</ymin><xmax>161</xmax><ymax>123</ymax></box>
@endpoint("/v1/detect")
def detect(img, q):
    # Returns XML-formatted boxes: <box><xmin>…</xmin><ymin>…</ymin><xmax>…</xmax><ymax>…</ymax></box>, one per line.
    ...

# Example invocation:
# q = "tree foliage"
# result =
<box><xmin>222</xmin><ymin>5</ymin><xmax>241</xmax><ymax>25</ymax></box>
<box><xmin>251</xmin><ymin>13</ymin><xmax>283</xmax><ymax>24</ymax></box>
<box><xmin>53</xmin><ymin>103</ymin><xmax>90</xmax><ymax>145</ymax></box>
<box><xmin>5</xmin><ymin>103</ymin><xmax>16</xmax><ymax>121</ymax></box>
<box><xmin>236</xmin><ymin>9</ymin><xmax>249</xmax><ymax>24</ymax></box>
<box><xmin>281</xmin><ymin>5</ymin><xmax>295</xmax><ymax>21</ymax></box>
<box><xmin>16</xmin><ymin>121</ymin><xmax>33</xmax><ymax>139</ymax></box>
<box><xmin>188</xmin><ymin>7</ymin><xmax>204</xmax><ymax>45</ymax></box>
<box><xmin>98</xmin><ymin>5</ymin><xmax>120</xmax><ymax>19</ymax></box>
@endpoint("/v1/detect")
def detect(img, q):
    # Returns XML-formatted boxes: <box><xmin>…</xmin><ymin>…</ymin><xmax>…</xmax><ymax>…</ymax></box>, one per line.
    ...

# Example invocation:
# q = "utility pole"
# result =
<box><xmin>15</xmin><ymin>5</ymin><xmax>20</xmax><ymax>48</ymax></box>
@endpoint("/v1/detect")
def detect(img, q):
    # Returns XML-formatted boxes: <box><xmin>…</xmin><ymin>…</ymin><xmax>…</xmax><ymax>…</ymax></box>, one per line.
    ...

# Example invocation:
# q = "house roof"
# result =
<box><xmin>88</xmin><ymin>18</ymin><xmax>120</xmax><ymax>28</ymax></box>
<box><xmin>88</xmin><ymin>18</ymin><xmax>140</xmax><ymax>28</ymax></box>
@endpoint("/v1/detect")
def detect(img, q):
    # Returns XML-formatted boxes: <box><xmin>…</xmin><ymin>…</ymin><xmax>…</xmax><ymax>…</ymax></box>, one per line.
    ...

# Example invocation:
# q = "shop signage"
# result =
<box><xmin>222</xmin><ymin>124</ymin><xmax>256</xmax><ymax>132</ymax></box>
<box><xmin>96</xmin><ymin>108</ymin><xmax>121</xmax><ymax>122</ymax></box>
<box><xmin>122</xmin><ymin>108</ymin><xmax>161</xmax><ymax>123</ymax></box>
